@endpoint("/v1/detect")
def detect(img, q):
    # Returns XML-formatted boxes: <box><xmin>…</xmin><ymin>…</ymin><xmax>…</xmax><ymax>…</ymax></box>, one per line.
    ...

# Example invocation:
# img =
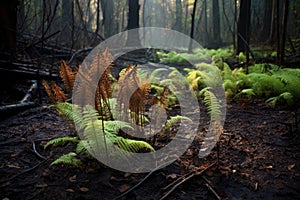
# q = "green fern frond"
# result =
<box><xmin>200</xmin><ymin>88</ymin><xmax>221</xmax><ymax>122</ymax></box>
<box><xmin>247</xmin><ymin>73</ymin><xmax>284</xmax><ymax>97</ymax></box>
<box><xmin>76</xmin><ymin>140</ymin><xmax>89</xmax><ymax>154</ymax></box>
<box><xmin>78</xmin><ymin>105</ymin><xmax>155</xmax><ymax>156</ymax></box>
<box><xmin>103</xmin><ymin>120</ymin><xmax>133</xmax><ymax>134</ymax></box>
<box><xmin>237</xmin><ymin>88</ymin><xmax>256</xmax><ymax>99</ymax></box>
<box><xmin>50</xmin><ymin>152</ymin><xmax>82</xmax><ymax>167</ymax></box>
<box><xmin>44</xmin><ymin>136</ymin><xmax>79</xmax><ymax>149</ymax></box>
<box><xmin>161</xmin><ymin>115</ymin><xmax>192</xmax><ymax>135</ymax></box>
<box><xmin>149</xmin><ymin>68</ymin><xmax>168</xmax><ymax>83</ymax></box>
<box><xmin>266</xmin><ymin>92</ymin><xmax>294</xmax><ymax>107</ymax></box>
<box><xmin>51</xmin><ymin>102</ymin><xmax>75</xmax><ymax>120</ymax></box>
<box><xmin>111</xmin><ymin>136</ymin><xmax>155</xmax><ymax>152</ymax></box>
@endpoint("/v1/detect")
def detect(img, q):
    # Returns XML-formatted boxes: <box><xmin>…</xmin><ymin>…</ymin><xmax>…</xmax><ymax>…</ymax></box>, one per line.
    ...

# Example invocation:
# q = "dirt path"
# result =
<box><xmin>0</xmin><ymin>100</ymin><xmax>299</xmax><ymax>200</ymax></box>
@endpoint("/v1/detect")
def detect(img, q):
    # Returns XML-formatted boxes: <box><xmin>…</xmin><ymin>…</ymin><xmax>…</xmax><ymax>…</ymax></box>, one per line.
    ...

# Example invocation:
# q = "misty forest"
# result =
<box><xmin>0</xmin><ymin>0</ymin><xmax>300</xmax><ymax>199</ymax></box>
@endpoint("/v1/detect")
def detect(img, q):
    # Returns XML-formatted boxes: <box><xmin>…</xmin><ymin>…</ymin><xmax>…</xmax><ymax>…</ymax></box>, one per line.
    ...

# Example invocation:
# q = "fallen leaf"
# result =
<box><xmin>66</xmin><ymin>188</ymin><xmax>75</xmax><ymax>193</ymax></box>
<box><xmin>119</xmin><ymin>184</ymin><xmax>130</xmax><ymax>193</ymax></box>
<box><xmin>7</xmin><ymin>163</ymin><xmax>20</xmax><ymax>168</ymax></box>
<box><xmin>35</xmin><ymin>183</ymin><xmax>48</xmax><ymax>188</ymax></box>
<box><xmin>287</xmin><ymin>164</ymin><xmax>295</xmax><ymax>171</ymax></box>
<box><xmin>166</xmin><ymin>173</ymin><xmax>178</xmax><ymax>179</ymax></box>
<box><xmin>124</xmin><ymin>173</ymin><xmax>131</xmax><ymax>178</ymax></box>
<box><xmin>69</xmin><ymin>175</ymin><xmax>77</xmax><ymax>183</ymax></box>
<box><xmin>79</xmin><ymin>187</ymin><xmax>89</xmax><ymax>192</ymax></box>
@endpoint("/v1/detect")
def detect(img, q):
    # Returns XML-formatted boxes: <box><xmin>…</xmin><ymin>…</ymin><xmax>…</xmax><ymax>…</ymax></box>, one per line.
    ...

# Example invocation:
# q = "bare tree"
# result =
<box><xmin>279</xmin><ymin>0</ymin><xmax>289</xmax><ymax>65</ymax></box>
<box><xmin>188</xmin><ymin>0</ymin><xmax>198</xmax><ymax>53</ymax></box>
<box><xmin>212</xmin><ymin>0</ymin><xmax>221</xmax><ymax>45</ymax></box>
<box><xmin>126</xmin><ymin>0</ymin><xmax>140</xmax><ymax>46</ymax></box>
<box><xmin>100</xmin><ymin>0</ymin><xmax>115</xmax><ymax>38</ymax></box>
<box><xmin>236</xmin><ymin>0</ymin><xmax>251</xmax><ymax>54</ymax></box>
<box><xmin>174</xmin><ymin>0</ymin><xmax>183</xmax><ymax>32</ymax></box>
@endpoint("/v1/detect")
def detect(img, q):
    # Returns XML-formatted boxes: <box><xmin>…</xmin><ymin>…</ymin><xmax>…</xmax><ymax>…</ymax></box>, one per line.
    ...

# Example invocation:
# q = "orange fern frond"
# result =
<box><xmin>116</xmin><ymin>65</ymin><xmax>141</xmax><ymax>121</ymax></box>
<box><xmin>149</xmin><ymin>87</ymin><xmax>168</xmax><ymax>108</ymax></box>
<box><xmin>51</xmin><ymin>81</ymin><xmax>67</xmax><ymax>102</ymax></box>
<box><xmin>42</xmin><ymin>80</ymin><xmax>56</xmax><ymax>103</ymax></box>
<box><xmin>59</xmin><ymin>60</ymin><xmax>76</xmax><ymax>93</ymax></box>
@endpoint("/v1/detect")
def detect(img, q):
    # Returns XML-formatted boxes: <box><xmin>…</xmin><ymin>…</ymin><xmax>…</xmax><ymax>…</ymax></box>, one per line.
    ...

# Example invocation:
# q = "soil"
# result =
<box><xmin>0</xmin><ymin>51</ymin><xmax>300</xmax><ymax>199</ymax></box>
<box><xmin>0</xmin><ymin>97</ymin><xmax>299</xmax><ymax>200</ymax></box>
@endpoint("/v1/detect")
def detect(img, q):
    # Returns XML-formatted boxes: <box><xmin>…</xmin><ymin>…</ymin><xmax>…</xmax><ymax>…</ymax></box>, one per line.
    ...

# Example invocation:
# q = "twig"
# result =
<box><xmin>160</xmin><ymin>162</ymin><xmax>216</xmax><ymax>200</ymax></box>
<box><xmin>161</xmin><ymin>166</ymin><xmax>196</xmax><ymax>191</ymax></box>
<box><xmin>0</xmin><ymin>132</ymin><xmax>27</xmax><ymax>145</ymax></box>
<box><xmin>201</xmin><ymin>176</ymin><xmax>222</xmax><ymax>200</ymax></box>
<box><xmin>112</xmin><ymin>159</ymin><xmax>176</xmax><ymax>200</ymax></box>
<box><xmin>20</xmin><ymin>80</ymin><xmax>38</xmax><ymax>103</ymax></box>
<box><xmin>0</xmin><ymin>154</ymin><xmax>52</xmax><ymax>188</ymax></box>
<box><xmin>67</xmin><ymin>47</ymin><xmax>93</xmax><ymax>65</ymax></box>
<box><xmin>32</xmin><ymin>141</ymin><xmax>46</xmax><ymax>160</ymax></box>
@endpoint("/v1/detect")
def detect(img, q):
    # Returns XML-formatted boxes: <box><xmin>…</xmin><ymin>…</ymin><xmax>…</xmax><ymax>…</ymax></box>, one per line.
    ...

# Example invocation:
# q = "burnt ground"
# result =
<box><xmin>0</xmin><ymin>97</ymin><xmax>299</xmax><ymax>200</ymax></box>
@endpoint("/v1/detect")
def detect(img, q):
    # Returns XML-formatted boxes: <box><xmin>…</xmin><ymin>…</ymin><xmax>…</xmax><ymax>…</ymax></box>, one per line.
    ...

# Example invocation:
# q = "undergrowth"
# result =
<box><xmin>43</xmin><ymin>50</ymin><xmax>195</xmax><ymax>167</ymax></box>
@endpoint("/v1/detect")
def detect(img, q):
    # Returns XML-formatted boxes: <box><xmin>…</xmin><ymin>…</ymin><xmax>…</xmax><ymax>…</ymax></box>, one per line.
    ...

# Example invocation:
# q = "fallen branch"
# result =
<box><xmin>201</xmin><ymin>175</ymin><xmax>222</xmax><ymax>200</ymax></box>
<box><xmin>112</xmin><ymin>160</ymin><xmax>176</xmax><ymax>200</ymax></box>
<box><xmin>0</xmin><ymin>154</ymin><xmax>52</xmax><ymax>188</ymax></box>
<box><xmin>20</xmin><ymin>80</ymin><xmax>38</xmax><ymax>103</ymax></box>
<box><xmin>0</xmin><ymin>80</ymin><xmax>39</xmax><ymax>120</ymax></box>
<box><xmin>67</xmin><ymin>47</ymin><xmax>93</xmax><ymax>64</ymax></box>
<box><xmin>0</xmin><ymin>66</ymin><xmax>58</xmax><ymax>80</ymax></box>
<box><xmin>32</xmin><ymin>141</ymin><xmax>46</xmax><ymax>160</ymax></box>
<box><xmin>0</xmin><ymin>102</ymin><xmax>37</xmax><ymax>114</ymax></box>
<box><xmin>160</xmin><ymin>162</ymin><xmax>216</xmax><ymax>200</ymax></box>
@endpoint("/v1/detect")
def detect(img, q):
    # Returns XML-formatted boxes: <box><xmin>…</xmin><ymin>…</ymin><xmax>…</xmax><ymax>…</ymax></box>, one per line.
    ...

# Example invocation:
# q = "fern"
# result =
<box><xmin>200</xmin><ymin>88</ymin><xmax>221</xmax><ymax>122</ymax></box>
<box><xmin>44</xmin><ymin>136</ymin><xmax>79</xmax><ymax>149</ymax></box>
<box><xmin>50</xmin><ymin>152</ymin><xmax>82</xmax><ymax>167</ymax></box>
<box><xmin>266</xmin><ymin>92</ymin><xmax>294</xmax><ymax>107</ymax></box>
<box><xmin>160</xmin><ymin>115</ymin><xmax>192</xmax><ymax>135</ymax></box>
<box><xmin>247</xmin><ymin>73</ymin><xmax>285</xmax><ymax>97</ymax></box>
<box><xmin>72</xmin><ymin>105</ymin><xmax>155</xmax><ymax>155</ymax></box>
<box><xmin>76</xmin><ymin>140</ymin><xmax>89</xmax><ymax>154</ymax></box>
<box><xmin>236</xmin><ymin>88</ymin><xmax>256</xmax><ymax>99</ymax></box>
<box><xmin>51</xmin><ymin>102</ymin><xmax>75</xmax><ymax>120</ymax></box>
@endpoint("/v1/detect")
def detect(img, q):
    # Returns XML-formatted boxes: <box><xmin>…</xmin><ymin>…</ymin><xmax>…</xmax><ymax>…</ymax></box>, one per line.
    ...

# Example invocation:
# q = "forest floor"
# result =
<box><xmin>0</xmin><ymin>97</ymin><xmax>299</xmax><ymax>200</ymax></box>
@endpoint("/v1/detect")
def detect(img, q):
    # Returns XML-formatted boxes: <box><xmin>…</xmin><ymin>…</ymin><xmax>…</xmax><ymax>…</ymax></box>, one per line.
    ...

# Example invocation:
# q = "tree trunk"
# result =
<box><xmin>212</xmin><ymin>0</ymin><xmax>221</xmax><ymax>45</ymax></box>
<box><xmin>174</xmin><ymin>0</ymin><xmax>183</xmax><ymax>32</ymax></box>
<box><xmin>261</xmin><ymin>0</ymin><xmax>273</xmax><ymax>42</ymax></box>
<box><xmin>0</xmin><ymin>0</ymin><xmax>17</xmax><ymax>58</ymax></box>
<box><xmin>126</xmin><ymin>0</ymin><xmax>140</xmax><ymax>46</ymax></box>
<box><xmin>100</xmin><ymin>0</ymin><xmax>115</xmax><ymax>38</ymax></box>
<box><xmin>61</xmin><ymin>0</ymin><xmax>73</xmax><ymax>44</ymax></box>
<box><xmin>188</xmin><ymin>0</ymin><xmax>198</xmax><ymax>53</ymax></box>
<box><xmin>279</xmin><ymin>0</ymin><xmax>289</xmax><ymax>65</ymax></box>
<box><xmin>236</xmin><ymin>0</ymin><xmax>251</xmax><ymax>54</ymax></box>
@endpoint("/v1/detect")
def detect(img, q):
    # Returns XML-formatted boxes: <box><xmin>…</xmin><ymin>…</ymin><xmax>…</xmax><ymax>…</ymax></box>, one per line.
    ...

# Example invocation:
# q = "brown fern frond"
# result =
<box><xmin>51</xmin><ymin>81</ymin><xmax>67</xmax><ymax>102</ymax></box>
<box><xmin>72</xmin><ymin>65</ymin><xmax>95</xmax><ymax>106</ymax></box>
<box><xmin>42</xmin><ymin>80</ymin><xmax>56</xmax><ymax>103</ymax></box>
<box><xmin>148</xmin><ymin>87</ymin><xmax>168</xmax><ymax>108</ymax></box>
<box><xmin>129</xmin><ymin>80</ymin><xmax>151</xmax><ymax>125</ymax></box>
<box><xmin>160</xmin><ymin>87</ymin><xmax>168</xmax><ymax>107</ymax></box>
<box><xmin>59</xmin><ymin>60</ymin><xmax>76</xmax><ymax>93</ymax></box>
<box><xmin>88</xmin><ymin>49</ymin><xmax>114</xmax><ymax>83</ymax></box>
<box><xmin>98</xmin><ymin>65</ymin><xmax>113</xmax><ymax>100</ymax></box>
<box><xmin>116</xmin><ymin>65</ymin><xmax>141</xmax><ymax>121</ymax></box>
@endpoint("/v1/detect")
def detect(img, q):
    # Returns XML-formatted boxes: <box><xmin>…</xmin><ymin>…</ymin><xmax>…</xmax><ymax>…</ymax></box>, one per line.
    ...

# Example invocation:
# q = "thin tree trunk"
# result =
<box><xmin>236</xmin><ymin>0</ymin><xmax>251</xmax><ymax>54</ymax></box>
<box><xmin>212</xmin><ymin>0</ymin><xmax>221</xmax><ymax>45</ymax></box>
<box><xmin>174</xmin><ymin>0</ymin><xmax>183</xmax><ymax>31</ymax></box>
<box><xmin>261</xmin><ymin>0</ymin><xmax>273</xmax><ymax>42</ymax></box>
<box><xmin>126</xmin><ymin>0</ymin><xmax>140</xmax><ymax>46</ymax></box>
<box><xmin>188</xmin><ymin>0</ymin><xmax>198</xmax><ymax>53</ymax></box>
<box><xmin>95</xmin><ymin>0</ymin><xmax>101</xmax><ymax>34</ymax></box>
<box><xmin>280</xmin><ymin>0</ymin><xmax>289</xmax><ymax>65</ymax></box>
